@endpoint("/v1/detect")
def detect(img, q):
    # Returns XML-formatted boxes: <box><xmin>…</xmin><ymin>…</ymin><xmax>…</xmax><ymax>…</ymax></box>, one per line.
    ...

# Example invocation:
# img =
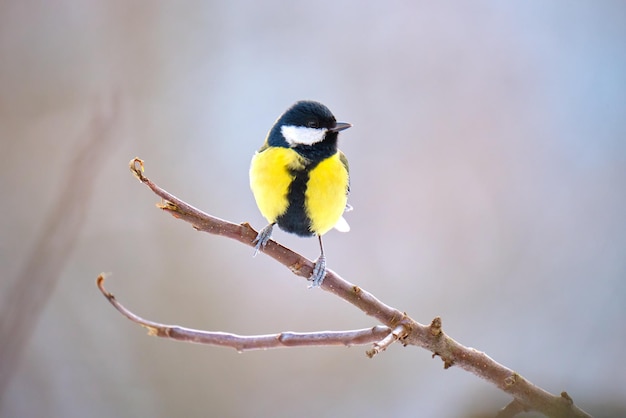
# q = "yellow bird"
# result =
<box><xmin>249</xmin><ymin>100</ymin><xmax>352</xmax><ymax>287</ymax></box>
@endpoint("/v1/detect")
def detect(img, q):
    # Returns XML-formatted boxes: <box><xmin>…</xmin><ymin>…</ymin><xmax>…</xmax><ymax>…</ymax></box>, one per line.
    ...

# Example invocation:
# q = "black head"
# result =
<box><xmin>265</xmin><ymin>100</ymin><xmax>351</xmax><ymax>160</ymax></box>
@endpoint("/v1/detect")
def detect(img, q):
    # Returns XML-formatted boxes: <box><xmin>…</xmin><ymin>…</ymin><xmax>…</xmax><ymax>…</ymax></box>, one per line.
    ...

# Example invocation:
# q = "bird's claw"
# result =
<box><xmin>308</xmin><ymin>254</ymin><xmax>327</xmax><ymax>288</ymax></box>
<box><xmin>253</xmin><ymin>224</ymin><xmax>274</xmax><ymax>256</ymax></box>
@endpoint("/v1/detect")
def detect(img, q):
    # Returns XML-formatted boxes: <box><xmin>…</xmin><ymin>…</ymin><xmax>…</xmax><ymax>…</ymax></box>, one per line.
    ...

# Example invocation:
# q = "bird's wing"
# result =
<box><xmin>334</xmin><ymin>151</ymin><xmax>352</xmax><ymax>233</ymax></box>
<box><xmin>338</xmin><ymin>150</ymin><xmax>350</xmax><ymax>194</ymax></box>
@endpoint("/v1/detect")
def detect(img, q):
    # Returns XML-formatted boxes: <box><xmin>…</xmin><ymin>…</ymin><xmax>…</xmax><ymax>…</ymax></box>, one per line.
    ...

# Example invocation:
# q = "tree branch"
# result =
<box><xmin>97</xmin><ymin>275</ymin><xmax>391</xmax><ymax>350</ymax></box>
<box><xmin>496</xmin><ymin>399</ymin><xmax>529</xmax><ymax>418</ymax></box>
<box><xmin>99</xmin><ymin>157</ymin><xmax>592</xmax><ymax>418</ymax></box>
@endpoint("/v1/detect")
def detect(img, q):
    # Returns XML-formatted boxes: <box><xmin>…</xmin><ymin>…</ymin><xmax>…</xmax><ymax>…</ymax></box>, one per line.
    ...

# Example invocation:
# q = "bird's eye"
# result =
<box><xmin>307</xmin><ymin>120</ymin><xmax>319</xmax><ymax>129</ymax></box>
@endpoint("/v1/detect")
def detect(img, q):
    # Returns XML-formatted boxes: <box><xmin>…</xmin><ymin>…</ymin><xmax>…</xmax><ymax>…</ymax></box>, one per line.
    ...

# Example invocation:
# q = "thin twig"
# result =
<box><xmin>97</xmin><ymin>275</ymin><xmax>391</xmax><ymax>351</ymax></box>
<box><xmin>105</xmin><ymin>158</ymin><xmax>592</xmax><ymax>418</ymax></box>
<box><xmin>496</xmin><ymin>399</ymin><xmax>528</xmax><ymax>418</ymax></box>
<box><xmin>366</xmin><ymin>323</ymin><xmax>409</xmax><ymax>358</ymax></box>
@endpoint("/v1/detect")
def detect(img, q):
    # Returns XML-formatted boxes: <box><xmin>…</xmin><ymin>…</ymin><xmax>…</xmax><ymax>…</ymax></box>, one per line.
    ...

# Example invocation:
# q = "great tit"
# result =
<box><xmin>249</xmin><ymin>100</ymin><xmax>352</xmax><ymax>287</ymax></box>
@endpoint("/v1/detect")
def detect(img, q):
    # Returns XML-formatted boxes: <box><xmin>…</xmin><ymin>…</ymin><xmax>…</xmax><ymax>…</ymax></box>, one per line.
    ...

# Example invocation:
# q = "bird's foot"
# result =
<box><xmin>308</xmin><ymin>254</ymin><xmax>327</xmax><ymax>288</ymax></box>
<box><xmin>253</xmin><ymin>224</ymin><xmax>274</xmax><ymax>256</ymax></box>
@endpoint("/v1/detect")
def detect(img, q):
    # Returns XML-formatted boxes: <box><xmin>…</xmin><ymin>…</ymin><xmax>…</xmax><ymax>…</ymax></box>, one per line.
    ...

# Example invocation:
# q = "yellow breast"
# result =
<box><xmin>250</xmin><ymin>146</ymin><xmax>349</xmax><ymax>237</ymax></box>
<box><xmin>305</xmin><ymin>153</ymin><xmax>349</xmax><ymax>236</ymax></box>
<box><xmin>249</xmin><ymin>147</ymin><xmax>304</xmax><ymax>223</ymax></box>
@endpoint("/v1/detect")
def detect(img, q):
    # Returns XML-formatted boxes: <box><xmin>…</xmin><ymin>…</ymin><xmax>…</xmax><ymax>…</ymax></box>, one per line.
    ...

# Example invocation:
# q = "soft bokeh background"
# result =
<box><xmin>1</xmin><ymin>1</ymin><xmax>625</xmax><ymax>417</ymax></box>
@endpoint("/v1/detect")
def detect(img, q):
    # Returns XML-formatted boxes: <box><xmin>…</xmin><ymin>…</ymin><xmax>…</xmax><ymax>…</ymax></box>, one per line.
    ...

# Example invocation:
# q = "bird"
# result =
<box><xmin>249</xmin><ymin>100</ymin><xmax>352</xmax><ymax>287</ymax></box>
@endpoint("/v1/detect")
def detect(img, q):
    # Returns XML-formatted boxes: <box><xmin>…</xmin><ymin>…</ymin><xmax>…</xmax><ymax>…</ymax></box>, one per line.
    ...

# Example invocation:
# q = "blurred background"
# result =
<box><xmin>1</xmin><ymin>1</ymin><xmax>625</xmax><ymax>417</ymax></box>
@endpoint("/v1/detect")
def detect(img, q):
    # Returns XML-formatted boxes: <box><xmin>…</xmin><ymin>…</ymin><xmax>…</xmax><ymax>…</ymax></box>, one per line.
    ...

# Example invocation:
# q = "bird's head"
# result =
<box><xmin>267</xmin><ymin>101</ymin><xmax>351</xmax><ymax>159</ymax></box>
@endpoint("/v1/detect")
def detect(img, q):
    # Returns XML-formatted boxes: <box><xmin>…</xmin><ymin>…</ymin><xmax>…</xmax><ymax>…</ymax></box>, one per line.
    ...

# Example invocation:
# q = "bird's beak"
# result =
<box><xmin>330</xmin><ymin>122</ymin><xmax>352</xmax><ymax>133</ymax></box>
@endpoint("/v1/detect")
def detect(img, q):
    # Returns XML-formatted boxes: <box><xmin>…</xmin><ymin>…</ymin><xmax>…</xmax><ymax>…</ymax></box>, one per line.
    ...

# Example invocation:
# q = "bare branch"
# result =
<box><xmin>108</xmin><ymin>158</ymin><xmax>592</xmax><ymax>418</ymax></box>
<box><xmin>129</xmin><ymin>158</ymin><xmax>407</xmax><ymax>326</ymax></box>
<box><xmin>366</xmin><ymin>323</ymin><xmax>409</xmax><ymax>358</ymax></box>
<box><xmin>496</xmin><ymin>399</ymin><xmax>528</xmax><ymax>418</ymax></box>
<box><xmin>97</xmin><ymin>275</ymin><xmax>391</xmax><ymax>351</ymax></box>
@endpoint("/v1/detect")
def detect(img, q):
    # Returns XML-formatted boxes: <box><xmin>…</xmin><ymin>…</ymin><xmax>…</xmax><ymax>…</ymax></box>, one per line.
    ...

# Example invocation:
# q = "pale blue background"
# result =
<box><xmin>1</xmin><ymin>1</ymin><xmax>624</xmax><ymax>417</ymax></box>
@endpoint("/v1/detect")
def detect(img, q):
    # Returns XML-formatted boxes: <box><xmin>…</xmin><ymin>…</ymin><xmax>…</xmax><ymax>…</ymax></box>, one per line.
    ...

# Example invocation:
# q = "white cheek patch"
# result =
<box><xmin>281</xmin><ymin>125</ymin><xmax>328</xmax><ymax>146</ymax></box>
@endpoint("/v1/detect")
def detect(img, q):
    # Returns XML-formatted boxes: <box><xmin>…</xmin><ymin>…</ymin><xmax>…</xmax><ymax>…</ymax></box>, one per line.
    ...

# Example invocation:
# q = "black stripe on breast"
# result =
<box><xmin>275</xmin><ymin>162</ymin><xmax>318</xmax><ymax>237</ymax></box>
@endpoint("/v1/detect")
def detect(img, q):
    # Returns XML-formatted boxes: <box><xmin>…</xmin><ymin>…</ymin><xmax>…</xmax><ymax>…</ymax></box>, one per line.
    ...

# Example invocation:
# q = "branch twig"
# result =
<box><xmin>496</xmin><ymin>399</ymin><xmax>528</xmax><ymax>418</ymax></box>
<box><xmin>97</xmin><ymin>275</ymin><xmax>391</xmax><ymax>350</ymax></box>
<box><xmin>100</xmin><ymin>157</ymin><xmax>592</xmax><ymax>418</ymax></box>
<box><xmin>365</xmin><ymin>323</ymin><xmax>409</xmax><ymax>358</ymax></box>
